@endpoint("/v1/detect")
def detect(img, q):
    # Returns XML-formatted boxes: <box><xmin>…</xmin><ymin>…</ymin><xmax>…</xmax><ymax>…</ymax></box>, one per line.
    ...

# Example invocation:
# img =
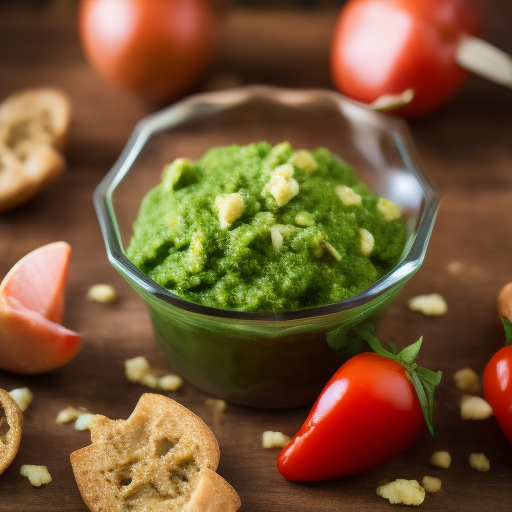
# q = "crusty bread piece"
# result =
<box><xmin>0</xmin><ymin>87</ymin><xmax>70</xmax><ymax>213</ymax></box>
<box><xmin>70</xmin><ymin>394</ymin><xmax>240</xmax><ymax>512</ymax></box>
<box><xmin>0</xmin><ymin>87</ymin><xmax>70</xmax><ymax>151</ymax></box>
<box><xmin>0</xmin><ymin>388</ymin><xmax>23</xmax><ymax>476</ymax></box>
<box><xmin>0</xmin><ymin>143</ymin><xmax>64</xmax><ymax>212</ymax></box>
<box><xmin>183</xmin><ymin>468</ymin><xmax>241</xmax><ymax>512</ymax></box>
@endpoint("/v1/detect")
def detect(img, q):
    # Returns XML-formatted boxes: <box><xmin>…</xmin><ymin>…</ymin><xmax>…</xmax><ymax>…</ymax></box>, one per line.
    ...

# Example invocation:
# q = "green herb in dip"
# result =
<box><xmin>126</xmin><ymin>142</ymin><xmax>407</xmax><ymax>312</ymax></box>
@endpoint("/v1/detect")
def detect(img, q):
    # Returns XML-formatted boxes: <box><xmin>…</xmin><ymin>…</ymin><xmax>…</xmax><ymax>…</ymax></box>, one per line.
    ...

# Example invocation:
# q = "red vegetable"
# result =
<box><xmin>277</xmin><ymin>328</ymin><xmax>441</xmax><ymax>481</ymax></box>
<box><xmin>330</xmin><ymin>0</ymin><xmax>482</xmax><ymax>116</ymax></box>
<box><xmin>78</xmin><ymin>0</ymin><xmax>218</xmax><ymax>103</ymax></box>
<box><xmin>483</xmin><ymin>318</ymin><xmax>512</xmax><ymax>445</ymax></box>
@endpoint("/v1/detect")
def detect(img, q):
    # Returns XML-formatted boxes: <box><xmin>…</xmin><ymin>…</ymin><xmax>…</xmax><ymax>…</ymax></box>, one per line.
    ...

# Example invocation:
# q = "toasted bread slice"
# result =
<box><xmin>0</xmin><ymin>87</ymin><xmax>70</xmax><ymax>212</ymax></box>
<box><xmin>0</xmin><ymin>388</ymin><xmax>23</xmax><ymax>476</ymax></box>
<box><xmin>70</xmin><ymin>394</ymin><xmax>240</xmax><ymax>512</ymax></box>
<box><xmin>183</xmin><ymin>468</ymin><xmax>241</xmax><ymax>512</ymax></box>
<box><xmin>0</xmin><ymin>143</ymin><xmax>64</xmax><ymax>212</ymax></box>
<box><xmin>0</xmin><ymin>87</ymin><xmax>70</xmax><ymax>151</ymax></box>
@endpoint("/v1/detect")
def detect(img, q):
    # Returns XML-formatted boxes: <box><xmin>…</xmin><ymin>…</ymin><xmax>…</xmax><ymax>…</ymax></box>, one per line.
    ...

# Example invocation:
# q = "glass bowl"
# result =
<box><xmin>93</xmin><ymin>85</ymin><xmax>440</xmax><ymax>409</ymax></box>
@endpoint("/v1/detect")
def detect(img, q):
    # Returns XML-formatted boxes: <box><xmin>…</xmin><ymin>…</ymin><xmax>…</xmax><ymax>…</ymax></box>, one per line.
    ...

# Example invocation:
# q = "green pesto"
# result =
<box><xmin>126</xmin><ymin>142</ymin><xmax>407</xmax><ymax>312</ymax></box>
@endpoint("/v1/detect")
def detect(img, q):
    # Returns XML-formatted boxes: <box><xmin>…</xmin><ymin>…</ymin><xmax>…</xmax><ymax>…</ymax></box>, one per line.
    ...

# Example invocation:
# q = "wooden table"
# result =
<box><xmin>1</xmin><ymin>3</ymin><xmax>512</xmax><ymax>511</ymax></box>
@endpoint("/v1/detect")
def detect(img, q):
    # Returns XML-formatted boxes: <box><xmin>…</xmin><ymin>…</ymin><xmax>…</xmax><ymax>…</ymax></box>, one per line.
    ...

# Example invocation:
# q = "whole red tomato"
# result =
<box><xmin>277</xmin><ymin>329</ymin><xmax>441</xmax><ymax>481</ymax></box>
<box><xmin>330</xmin><ymin>0</ymin><xmax>482</xmax><ymax>116</ymax></box>
<box><xmin>483</xmin><ymin>318</ymin><xmax>512</xmax><ymax>445</ymax></box>
<box><xmin>79</xmin><ymin>0</ymin><xmax>218</xmax><ymax>103</ymax></box>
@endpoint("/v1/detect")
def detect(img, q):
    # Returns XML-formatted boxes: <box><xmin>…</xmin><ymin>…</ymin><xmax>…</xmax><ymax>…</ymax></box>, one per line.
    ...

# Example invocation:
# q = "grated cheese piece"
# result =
<box><xmin>56</xmin><ymin>406</ymin><xmax>89</xmax><ymax>424</ymax></box>
<box><xmin>422</xmin><ymin>476</ymin><xmax>442</xmax><ymax>493</ymax></box>
<box><xmin>430</xmin><ymin>451</ymin><xmax>451</xmax><ymax>469</ymax></box>
<box><xmin>408</xmin><ymin>293</ymin><xmax>448</xmax><ymax>316</ymax></box>
<box><xmin>205</xmin><ymin>398</ymin><xmax>226</xmax><ymax>413</ymax></box>
<box><xmin>453</xmin><ymin>368</ymin><xmax>480</xmax><ymax>394</ymax></box>
<box><xmin>335</xmin><ymin>185</ymin><xmax>362</xmax><ymax>206</ymax></box>
<box><xmin>376</xmin><ymin>479</ymin><xmax>425</xmax><ymax>506</ymax></box>
<box><xmin>75</xmin><ymin>414</ymin><xmax>95</xmax><ymax>431</ymax></box>
<box><xmin>292</xmin><ymin>150</ymin><xmax>318</xmax><ymax>172</ymax></box>
<box><xmin>20</xmin><ymin>465</ymin><xmax>52</xmax><ymax>487</ymax></box>
<box><xmin>215</xmin><ymin>193</ymin><xmax>244</xmax><ymax>229</ymax></box>
<box><xmin>377</xmin><ymin>197</ymin><xmax>401</xmax><ymax>221</ymax></box>
<box><xmin>87</xmin><ymin>284</ymin><xmax>116</xmax><ymax>304</ymax></box>
<box><xmin>269</xmin><ymin>174</ymin><xmax>299</xmax><ymax>207</ymax></box>
<box><xmin>140</xmin><ymin>372</ymin><xmax>159</xmax><ymax>389</ymax></box>
<box><xmin>272</xmin><ymin>163</ymin><xmax>294</xmax><ymax>179</ymax></box>
<box><xmin>125</xmin><ymin>356</ymin><xmax>151</xmax><ymax>383</ymax></box>
<box><xmin>359</xmin><ymin>228</ymin><xmax>374</xmax><ymax>256</ymax></box>
<box><xmin>9</xmin><ymin>388</ymin><xmax>33</xmax><ymax>412</ymax></box>
<box><xmin>262</xmin><ymin>431</ymin><xmax>290</xmax><ymax>449</ymax></box>
<box><xmin>469</xmin><ymin>453</ymin><xmax>490</xmax><ymax>472</ymax></box>
<box><xmin>460</xmin><ymin>395</ymin><xmax>493</xmax><ymax>420</ymax></box>
<box><xmin>158</xmin><ymin>374</ymin><xmax>183</xmax><ymax>391</ymax></box>
<box><xmin>270</xmin><ymin>224</ymin><xmax>295</xmax><ymax>251</ymax></box>
<box><xmin>446</xmin><ymin>260</ymin><xmax>464</xmax><ymax>276</ymax></box>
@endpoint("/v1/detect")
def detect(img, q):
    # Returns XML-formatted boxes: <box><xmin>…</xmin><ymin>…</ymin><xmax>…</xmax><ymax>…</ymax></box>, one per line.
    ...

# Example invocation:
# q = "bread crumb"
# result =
<box><xmin>335</xmin><ymin>185</ymin><xmax>362</xmax><ymax>206</ymax></box>
<box><xmin>75</xmin><ymin>414</ymin><xmax>95</xmax><ymax>431</ymax></box>
<box><xmin>408</xmin><ymin>293</ymin><xmax>448</xmax><ymax>316</ymax></box>
<box><xmin>215</xmin><ymin>193</ymin><xmax>244</xmax><ymax>229</ymax></box>
<box><xmin>376</xmin><ymin>479</ymin><xmax>425</xmax><ymax>506</ymax></box>
<box><xmin>422</xmin><ymin>476</ymin><xmax>442</xmax><ymax>493</ymax></box>
<box><xmin>9</xmin><ymin>388</ymin><xmax>33</xmax><ymax>412</ymax></box>
<box><xmin>56</xmin><ymin>406</ymin><xmax>89</xmax><ymax>424</ymax></box>
<box><xmin>377</xmin><ymin>197</ymin><xmax>401</xmax><ymax>221</ymax></box>
<box><xmin>453</xmin><ymin>368</ymin><xmax>480</xmax><ymax>394</ymax></box>
<box><xmin>460</xmin><ymin>395</ymin><xmax>493</xmax><ymax>420</ymax></box>
<box><xmin>430</xmin><ymin>451</ymin><xmax>451</xmax><ymax>469</ymax></box>
<box><xmin>469</xmin><ymin>453</ymin><xmax>490</xmax><ymax>472</ymax></box>
<box><xmin>87</xmin><ymin>284</ymin><xmax>116</xmax><ymax>303</ymax></box>
<box><xmin>262</xmin><ymin>431</ymin><xmax>290</xmax><ymax>449</ymax></box>
<box><xmin>158</xmin><ymin>374</ymin><xmax>183</xmax><ymax>391</ymax></box>
<box><xmin>20</xmin><ymin>465</ymin><xmax>52</xmax><ymax>487</ymax></box>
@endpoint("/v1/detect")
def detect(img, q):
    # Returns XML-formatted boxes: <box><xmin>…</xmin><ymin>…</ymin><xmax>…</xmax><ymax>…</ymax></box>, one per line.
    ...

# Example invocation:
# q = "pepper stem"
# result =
<box><xmin>353</xmin><ymin>326</ymin><xmax>442</xmax><ymax>436</ymax></box>
<box><xmin>503</xmin><ymin>317</ymin><xmax>512</xmax><ymax>345</ymax></box>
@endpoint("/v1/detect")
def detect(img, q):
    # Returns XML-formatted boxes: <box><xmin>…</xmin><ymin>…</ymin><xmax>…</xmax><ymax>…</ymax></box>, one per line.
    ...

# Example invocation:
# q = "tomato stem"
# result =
<box><xmin>503</xmin><ymin>317</ymin><xmax>512</xmax><ymax>345</ymax></box>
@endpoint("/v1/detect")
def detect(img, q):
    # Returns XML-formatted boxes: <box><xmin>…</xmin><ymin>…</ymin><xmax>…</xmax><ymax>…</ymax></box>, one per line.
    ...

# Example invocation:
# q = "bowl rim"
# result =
<box><xmin>93</xmin><ymin>85</ymin><xmax>441</xmax><ymax>321</ymax></box>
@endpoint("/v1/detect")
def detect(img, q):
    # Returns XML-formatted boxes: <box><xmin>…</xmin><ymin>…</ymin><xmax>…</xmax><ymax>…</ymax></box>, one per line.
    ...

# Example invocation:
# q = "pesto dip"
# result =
<box><xmin>126</xmin><ymin>142</ymin><xmax>407</xmax><ymax>312</ymax></box>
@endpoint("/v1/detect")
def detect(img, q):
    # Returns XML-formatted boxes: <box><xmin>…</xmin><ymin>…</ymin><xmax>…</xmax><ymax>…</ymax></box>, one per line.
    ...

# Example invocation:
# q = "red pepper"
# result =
<box><xmin>483</xmin><ymin>318</ymin><xmax>512</xmax><ymax>446</ymax></box>
<box><xmin>277</xmin><ymin>327</ymin><xmax>441</xmax><ymax>481</ymax></box>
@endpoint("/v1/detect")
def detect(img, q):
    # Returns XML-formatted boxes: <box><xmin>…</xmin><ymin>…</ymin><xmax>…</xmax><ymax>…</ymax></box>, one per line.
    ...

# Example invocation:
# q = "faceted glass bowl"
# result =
<box><xmin>94</xmin><ymin>85</ymin><xmax>440</xmax><ymax>409</ymax></box>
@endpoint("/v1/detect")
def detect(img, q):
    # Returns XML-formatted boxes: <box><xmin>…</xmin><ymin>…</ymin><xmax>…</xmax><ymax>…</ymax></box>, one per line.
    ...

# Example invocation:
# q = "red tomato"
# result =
<box><xmin>78</xmin><ymin>0</ymin><xmax>218</xmax><ymax>103</ymax></box>
<box><xmin>483</xmin><ymin>318</ymin><xmax>512</xmax><ymax>445</ymax></box>
<box><xmin>330</xmin><ymin>0</ymin><xmax>482</xmax><ymax>116</ymax></box>
<box><xmin>277</xmin><ymin>352</ymin><xmax>427</xmax><ymax>481</ymax></box>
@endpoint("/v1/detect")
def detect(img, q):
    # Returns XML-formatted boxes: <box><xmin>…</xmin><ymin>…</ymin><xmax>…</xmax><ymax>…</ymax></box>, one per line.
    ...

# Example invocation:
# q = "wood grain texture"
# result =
<box><xmin>1</xmin><ymin>3</ymin><xmax>512</xmax><ymax>511</ymax></box>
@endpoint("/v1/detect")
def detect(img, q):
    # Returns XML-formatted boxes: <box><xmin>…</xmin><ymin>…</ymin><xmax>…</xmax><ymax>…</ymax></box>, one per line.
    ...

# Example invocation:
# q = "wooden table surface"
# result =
<box><xmin>1</xmin><ymin>3</ymin><xmax>512</xmax><ymax>511</ymax></box>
